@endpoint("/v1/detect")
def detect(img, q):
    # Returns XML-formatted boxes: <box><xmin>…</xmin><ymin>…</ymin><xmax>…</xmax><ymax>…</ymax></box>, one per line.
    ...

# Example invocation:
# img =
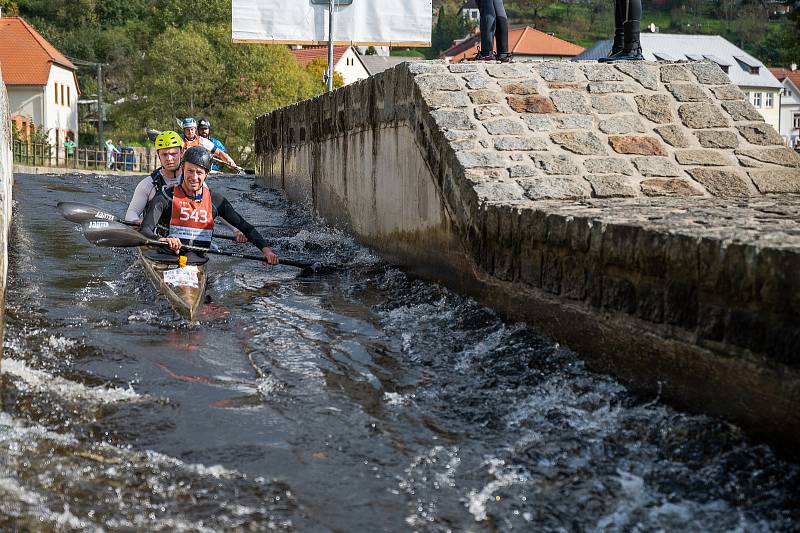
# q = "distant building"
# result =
<box><xmin>290</xmin><ymin>45</ymin><xmax>369</xmax><ymax>86</ymax></box>
<box><xmin>576</xmin><ymin>34</ymin><xmax>783</xmax><ymax>132</ymax></box>
<box><xmin>458</xmin><ymin>0</ymin><xmax>481</xmax><ymax>22</ymax></box>
<box><xmin>0</xmin><ymin>16</ymin><xmax>80</xmax><ymax>147</ymax></box>
<box><xmin>440</xmin><ymin>26</ymin><xmax>585</xmax><ymax>62</ymax></box>
<box><xmin>769</xmin><ymin>65</ymin><xmax>800</xmax><ymax>148</ymax></box>
<box><xmin>359</xmin><ymin>56</ymin><xmax>422</xmax><ymax>77</ymax></box>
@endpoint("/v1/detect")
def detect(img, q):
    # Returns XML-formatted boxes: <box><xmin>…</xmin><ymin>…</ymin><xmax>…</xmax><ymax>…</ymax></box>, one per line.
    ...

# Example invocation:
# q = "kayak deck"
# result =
<box><xmin>138</xmin><ymin>248</ymin><xmax>207</xmax><ymax>321</ymax></box>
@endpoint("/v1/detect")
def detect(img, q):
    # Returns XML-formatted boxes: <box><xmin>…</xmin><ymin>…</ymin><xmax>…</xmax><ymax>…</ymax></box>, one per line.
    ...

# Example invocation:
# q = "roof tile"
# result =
<box><xmin>290</xmin><ymin>45</ymin><xmax>350</xmax><ymax>68</ymax></box>
<box><xmin>441</xmin><ymin>26</ymin><xmax>584</xmax><ymax>61</ymax></box>
<box><xmin>0</xmin><ymin>17</ymin><xmax>76</xmax><ymax>86</ymax></box>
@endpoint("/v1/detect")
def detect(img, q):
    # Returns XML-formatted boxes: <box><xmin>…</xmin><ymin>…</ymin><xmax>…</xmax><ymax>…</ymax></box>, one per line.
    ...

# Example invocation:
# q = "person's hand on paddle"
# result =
<box><xmin>262</xmin><ymin>246</ymin><xmax>279</xmax><ymax>266</ymax></box>
<box><xmin>233</xmin><ymin>230</ymin><xmax>248</xmax><ymax>244</ymax></box>
<box><xmin>160</xmin><ymin>237</ymin><xmax>183</xmax><ymax>254</ymax></box>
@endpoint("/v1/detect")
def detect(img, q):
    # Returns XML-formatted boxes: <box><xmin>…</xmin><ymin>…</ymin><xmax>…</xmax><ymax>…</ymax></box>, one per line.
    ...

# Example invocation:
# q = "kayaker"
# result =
<box><xmin>125</xmin><ymin>130</ymin><xmax>184</xmax><ymax>223</ymax></box>
<box><xmin>197</xmin><ymin>118</ymin><xmax>227</xmax><ymax>172</ymax></box>
<box><xmin>180</xmin><ymin>117</ymin><xmax>240</xmax><ymax>172</ymax></box>
<box><xmin>139</xmin><ymin>146</ymin><xmax>279</xmax><ymax>265</ymax></box>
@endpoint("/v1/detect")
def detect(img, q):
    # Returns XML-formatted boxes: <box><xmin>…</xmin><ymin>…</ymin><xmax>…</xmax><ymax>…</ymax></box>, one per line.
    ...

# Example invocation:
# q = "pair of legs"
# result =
<box><xmin>478</xmin><ymin>0</ymin><xmax>509</xmax><ymax>59</ymax></box>
<box><xmin>599</xmin><ymin>0</ymin><xmax>643</xmax><ymax>61</ymax></box>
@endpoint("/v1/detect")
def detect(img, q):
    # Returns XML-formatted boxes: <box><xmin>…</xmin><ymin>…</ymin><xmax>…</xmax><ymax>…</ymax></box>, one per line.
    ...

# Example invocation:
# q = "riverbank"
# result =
<box><xmin>12</xmin><ymin>164</ymin><xmax>143</xmax><ymax>177</ymax></box>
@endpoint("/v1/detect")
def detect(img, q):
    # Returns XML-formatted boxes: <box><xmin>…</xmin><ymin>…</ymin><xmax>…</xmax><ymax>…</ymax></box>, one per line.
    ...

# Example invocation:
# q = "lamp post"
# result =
<box><xmin>311</xmin><ymin>0</ymin><xmax>353</xmax><ymax>93</ymax></box>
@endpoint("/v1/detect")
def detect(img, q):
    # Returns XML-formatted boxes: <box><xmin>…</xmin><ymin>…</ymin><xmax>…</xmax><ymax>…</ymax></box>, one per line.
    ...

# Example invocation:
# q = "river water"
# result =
<box><xmin>1</xmin><ymin>171</ymin><xmax>798</xmax><ymax>532</ymax></box>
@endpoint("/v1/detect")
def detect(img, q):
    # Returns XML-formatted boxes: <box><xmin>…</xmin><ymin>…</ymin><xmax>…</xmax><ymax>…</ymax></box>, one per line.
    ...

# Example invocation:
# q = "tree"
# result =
<box><xmin>431</xmin><ymin>6</ymin><xmax>476</xmax><ymax>57</ymax></box>
<box><xmin>515</xmin><ymin>0</ymin><xmax>558</xmax><ymax>21</ymax></box>
<box><xmin>305</xmin><ymin>58</ymin><xmax>345</xmax><ymax>90</ymax></box>
<box><xmin>733</xmin><ymin>4</ymin><xmax>768</xmax><ymax>48</ymax></box>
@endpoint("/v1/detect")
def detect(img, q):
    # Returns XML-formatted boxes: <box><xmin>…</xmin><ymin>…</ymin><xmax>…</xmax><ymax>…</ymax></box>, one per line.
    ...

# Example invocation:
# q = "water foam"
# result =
<box><xmin>2</xmin><ymin>357</ymin><xmax>141</xmax><ymax>403</ymax></box>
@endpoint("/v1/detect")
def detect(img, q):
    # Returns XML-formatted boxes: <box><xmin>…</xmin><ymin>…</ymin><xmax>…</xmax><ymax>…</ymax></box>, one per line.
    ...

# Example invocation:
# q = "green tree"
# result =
<box><xmin>431</xmin><ymin>6</ymin><xmax>476</xmax><ymax>57</ymax></box>
<box><xmin>305</xmin><ymin>58</ymin><xmax>345</xmax><ymax>90</ymax></box>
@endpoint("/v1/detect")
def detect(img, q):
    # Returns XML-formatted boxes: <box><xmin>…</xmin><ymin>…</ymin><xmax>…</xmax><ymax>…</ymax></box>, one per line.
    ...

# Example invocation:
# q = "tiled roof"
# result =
<box><xmin>290</xmin><ymin>45</ymin><xmax>350</xmax><ymax>68</ymax></box>
<box><xmin>441</xmin><ymin>26</ymin><xmax>585</xmax><ymax>61</ymax></box>
<box><xmin>575</xmin><ymin>34</ymin><xmax>782</xmax><ymax>89</ymax></box>
<box><xmin>0</xmin><ymin>16</ymin><xmax>76</xmax><ymax>86</ymax></box>
<box><xmin>360</xmin><ymin>55</ymin><xmax>421</xmax><ymax>76</ymax></box>
<box><xmin>769</xmin><ymin>67</ymin><xmax>800</xmax><ymax>91</ymax></box>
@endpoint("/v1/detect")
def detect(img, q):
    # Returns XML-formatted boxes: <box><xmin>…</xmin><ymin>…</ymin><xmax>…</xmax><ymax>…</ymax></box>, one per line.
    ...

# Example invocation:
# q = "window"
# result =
<box><xmin>765</xmin><ymin>92</ymin><xmax>773</xmax><ymax>108</ymax></box>
<box><xmin>794</xmin><ymin>113</ymin><xmax>800</xmax><ymax>129</ymax></box>
<box><xmin>60</xmin><ymin>85</ymin><xmax>65</xmax><ymax>106</ymax></box>
<box><xmin>753</xmin><ymin>92</ymin><xmax>762</xmax><ymax>108</ymax></box>
<box><xmin>54</xmin><ymin>83</ymin><xmax>59</xmax><ymax>104</ymax></box>
<box><xmin>67</xmin><ymin>87</ymin><xmax>71</xmax><ymax>107</ymax></box>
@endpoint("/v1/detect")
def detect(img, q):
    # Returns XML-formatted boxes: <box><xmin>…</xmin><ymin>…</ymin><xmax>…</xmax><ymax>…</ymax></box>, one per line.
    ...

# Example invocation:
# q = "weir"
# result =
<box><xmin>255</xmin><ymin>60</ymin><xmax>800</xmax><ymax>452</ymax></box>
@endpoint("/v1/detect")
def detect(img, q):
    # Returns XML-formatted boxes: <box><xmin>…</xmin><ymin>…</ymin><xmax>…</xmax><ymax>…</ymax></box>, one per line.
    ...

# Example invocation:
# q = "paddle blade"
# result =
<box><xmin>58</xmin><ymin>201</ymin><xmax>121</xmax><ymax>224</ymax></box>
<box><xmin>81</xmin><ymin>220</ymin><xmax>150</xmax><ymax>248</ymax></box>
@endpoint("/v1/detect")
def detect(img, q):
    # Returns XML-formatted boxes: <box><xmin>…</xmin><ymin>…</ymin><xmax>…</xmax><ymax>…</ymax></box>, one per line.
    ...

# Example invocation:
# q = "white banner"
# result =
<box><xmin>232</xmin><ymin>0</ymin><xmax>432</xmax><ymax>46</ymax></box>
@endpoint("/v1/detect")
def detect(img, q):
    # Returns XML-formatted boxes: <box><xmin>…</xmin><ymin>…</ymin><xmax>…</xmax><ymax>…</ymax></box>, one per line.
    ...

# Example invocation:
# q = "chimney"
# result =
<box><xmin>792</xmin><ymin>63</ymin><xmax>797</xmax><ymax>71</ymax></box>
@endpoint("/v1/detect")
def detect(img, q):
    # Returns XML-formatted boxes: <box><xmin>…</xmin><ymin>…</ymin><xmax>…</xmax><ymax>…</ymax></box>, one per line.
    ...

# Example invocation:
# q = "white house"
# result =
<box><xmin>576</xmin><ymin>34</ymin><xmax>783</xmax><ymax>132</ymax></box>
<box><xmin>290</xmin><ymin>45</ymin><xmax>369</xmax><ymax>86</ymax></box>
<box><xmin>0</xmin><ymin>16</ymin><xmax>80</xmax><ymax>148</ymax></box>
<box><xmin>458</xmin><ymin>0</ymin><xmax>480</xmax><ymax>22</ymax></box>
<box><xmin>769</xmin><ymin>65</ymin><xmax>800</xmax><ymax>148</ymax></box>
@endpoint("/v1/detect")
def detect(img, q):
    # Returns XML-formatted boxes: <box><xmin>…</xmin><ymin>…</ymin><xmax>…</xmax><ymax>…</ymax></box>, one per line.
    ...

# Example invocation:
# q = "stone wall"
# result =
<box><xmin>255</xmin><ymin>60</ymin><xmax>800</xmax><ymax>453</ymax></box>
<box><xmin>0</xmin><ymin>67</ymin><xmax>14</xmax><ymax>356</ymax></box>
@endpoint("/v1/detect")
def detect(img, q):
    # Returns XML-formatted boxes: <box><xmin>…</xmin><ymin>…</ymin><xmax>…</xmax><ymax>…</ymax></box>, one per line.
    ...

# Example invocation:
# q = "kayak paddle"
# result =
<box><xmin>58</xmin><ymin>201</ymin><xmax>239</xmax><ymax>242</ymax></box>
<box><xmin>80</xmin><ymin>219</ymin><xmax>322</xmax><ymax>275</ymax></box>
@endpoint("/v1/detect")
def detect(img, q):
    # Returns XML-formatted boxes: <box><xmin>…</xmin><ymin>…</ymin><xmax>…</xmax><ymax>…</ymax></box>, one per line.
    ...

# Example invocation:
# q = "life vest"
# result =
<box><xmin>150</xmin><ymin>168</ymin><xmax>166</xmax><ymax>191</ymax></box>
<box><xmin>183</xmin><ymin>136</ymin><xmax>203</xmax><ymax>148</ymax></box>
<box><xmin>168</xmin><ymin>184</ymin><xmax>214</xmax><ymax>249</ymax></box>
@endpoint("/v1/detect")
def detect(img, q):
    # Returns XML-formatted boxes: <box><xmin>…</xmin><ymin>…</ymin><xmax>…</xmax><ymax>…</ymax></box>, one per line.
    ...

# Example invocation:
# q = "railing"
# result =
<box><xmin>12</xmin><ymin>141</ymin><xmax>155</xmax><ymax>173</ymax></box>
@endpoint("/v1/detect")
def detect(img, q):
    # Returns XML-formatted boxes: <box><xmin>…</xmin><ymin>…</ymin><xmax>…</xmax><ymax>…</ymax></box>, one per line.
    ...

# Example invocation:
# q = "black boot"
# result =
<box><xmin>613</xmin><ymin>20</ymin><xmax>644</xmax><ymax>61</ymax></box>
<box><xmin>598</xmin><ymin>28</ymin><xmax>625</xmax><ymax>62</ymax></box>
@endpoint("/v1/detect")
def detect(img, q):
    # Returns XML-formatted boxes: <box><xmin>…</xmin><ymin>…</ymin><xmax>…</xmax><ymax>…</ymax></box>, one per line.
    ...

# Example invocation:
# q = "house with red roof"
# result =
<box><xmin>440</xmin><ymin>26</ymin><xmax>585</xmax><ymax>62</ymax></box>
<box><xmin>290</xmin><ymin>45</ymin><xmax>369</xmax><ymax>86</ymax></box>
<box><xmin>769</xmin><ymin>65</ymin><xmax>800</xmax><ymax>149</ymax></box>
<box><xmin>0</xmin><ymin>16</ymin><xmax>80</xmax><ymax>146</ymax></box>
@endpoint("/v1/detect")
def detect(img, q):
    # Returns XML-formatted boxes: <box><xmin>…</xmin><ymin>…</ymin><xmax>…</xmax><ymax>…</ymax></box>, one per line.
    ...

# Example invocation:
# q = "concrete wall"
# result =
<box><xmin>8</xmin><ymin>86</ymin><xmax>45</xmax><ymax>127</ymax></box>
<box><xmin>255</xmin><ymin>60</ymin><xmax>800</xmax><ymax>454</ymax></box>
<box><xmin>0</xmin><ymin>66</ymin><xmax>15</xmax><ymax>356</ymax></box>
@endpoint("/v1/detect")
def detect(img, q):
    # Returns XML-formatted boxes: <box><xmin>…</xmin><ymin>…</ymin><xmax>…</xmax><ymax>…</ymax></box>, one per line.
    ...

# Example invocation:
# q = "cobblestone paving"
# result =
<box><xmin>411</xmin><ymin>61</ymin><xmax>800</xmax><ymax>201</ymax></box>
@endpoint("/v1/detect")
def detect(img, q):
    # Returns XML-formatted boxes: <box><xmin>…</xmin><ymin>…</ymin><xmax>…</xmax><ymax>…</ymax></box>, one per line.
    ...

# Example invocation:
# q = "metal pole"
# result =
<box><xmin>327</xmin><ymin>0</ymin><xmax>335</xmax><ymax>93</ymax></box>
<box><xmin>97</xmin><ymin>63</ymin><xmax>104</xmax><ymax>159</ymax></box>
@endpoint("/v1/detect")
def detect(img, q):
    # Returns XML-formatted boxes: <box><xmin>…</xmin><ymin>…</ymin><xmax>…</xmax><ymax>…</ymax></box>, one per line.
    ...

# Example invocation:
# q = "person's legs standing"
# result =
<box><xmin>479</xmin><ymin>0</ymin><xmax>496</xmax><ymax>58</ymax></box>
<box><xmin>494</xmin><ymin>0</ymin><xmax>510</xmax><ymax>59</ymax></box>
<box><xmin>622</xmin><ymin>0</ymin><xmax>642</xmax><ymax>58</ymax></box>
<box><xmin>599</xmin><ymin>0</ymin><xmax>643</xmax><ymax>61</ymax></box>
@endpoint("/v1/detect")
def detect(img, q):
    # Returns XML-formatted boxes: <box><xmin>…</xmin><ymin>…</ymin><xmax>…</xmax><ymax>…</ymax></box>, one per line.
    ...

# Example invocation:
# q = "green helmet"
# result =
<box><xmin>182</xmin><ymin>146</ymin><xmax>213</xmax><ymax>172</ymax></box>
<box><xmin>154</xmin><ymin>130</ymin><xmax>183</xmax><ymax>150</ymax></box>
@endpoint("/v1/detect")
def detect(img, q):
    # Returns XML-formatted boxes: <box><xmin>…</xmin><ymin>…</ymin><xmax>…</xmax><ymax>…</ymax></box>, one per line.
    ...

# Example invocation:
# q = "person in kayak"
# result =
<box><xmin>197</xmin><ymin>118</ymin><xmax>227</xmax><ymax>172</ymax></box>
<box><xmin>139</xmin><ymin>146</ymin><xmax>279</xmax><ymax>265</ymax></box>
<box><xmin>125</xmin><ymin>130</ymin><xmax>184</xmax><ymax>223</ymax></box>
<box><xmin>181</xmin><ymin>117</ymin><xmax>240</xmax><ymax>172</ymax></box>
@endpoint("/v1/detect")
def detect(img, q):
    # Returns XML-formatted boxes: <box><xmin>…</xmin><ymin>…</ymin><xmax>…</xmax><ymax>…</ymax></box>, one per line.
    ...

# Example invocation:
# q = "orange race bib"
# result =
<box><xmin>169</xmin><ymin>185</ymin><xmax>214</xmax><ymax>248</ymax></box>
